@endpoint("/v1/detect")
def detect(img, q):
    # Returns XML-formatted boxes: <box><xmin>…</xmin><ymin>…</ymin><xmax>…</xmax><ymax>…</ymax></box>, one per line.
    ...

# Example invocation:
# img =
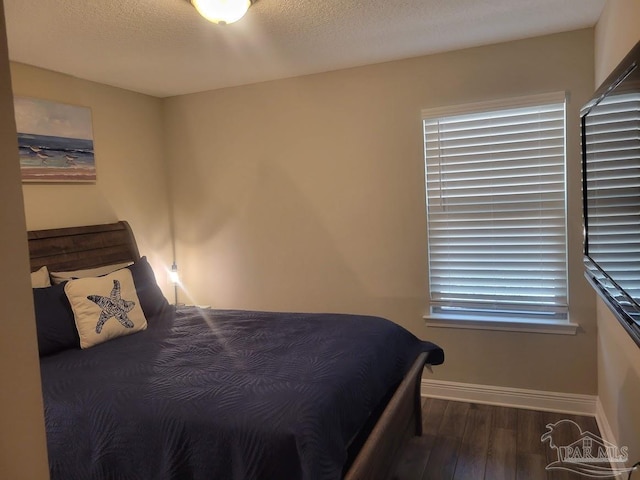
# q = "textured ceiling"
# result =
<box><xmin>4</xmin><ymin>0</ymin><xmax>606</xmax><ymax>98</ymax></box>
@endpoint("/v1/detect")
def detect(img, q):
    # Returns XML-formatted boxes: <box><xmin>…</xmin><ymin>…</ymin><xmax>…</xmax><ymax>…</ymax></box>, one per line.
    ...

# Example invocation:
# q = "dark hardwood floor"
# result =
<box><xmin>392</xmin><ymin>398</ymin><xmax>602</xmax><ymax>480</ymax></box>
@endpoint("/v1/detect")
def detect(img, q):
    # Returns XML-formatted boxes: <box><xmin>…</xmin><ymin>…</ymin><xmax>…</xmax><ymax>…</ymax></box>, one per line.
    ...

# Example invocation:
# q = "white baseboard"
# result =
<box><xmin>421</xmin><ymin>379</ymin><xmax>597</xmax><ymax>416</ymax></box>
<box><xmin>595</xmin><ymin>397</ymin><xmax>618</xmax><ymax>449</ymax></box>
<box><xmin>593</xmin><ymin>399</ymin><xmax>637</xmax><ymax>471</ymax></box>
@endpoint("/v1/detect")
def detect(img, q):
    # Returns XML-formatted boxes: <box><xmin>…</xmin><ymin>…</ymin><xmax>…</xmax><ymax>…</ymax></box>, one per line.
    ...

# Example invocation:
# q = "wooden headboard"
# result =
<box><xmin>27</xmin><ymin>221</ymin><xmax>140</xmax><ymax>272</ymax></box>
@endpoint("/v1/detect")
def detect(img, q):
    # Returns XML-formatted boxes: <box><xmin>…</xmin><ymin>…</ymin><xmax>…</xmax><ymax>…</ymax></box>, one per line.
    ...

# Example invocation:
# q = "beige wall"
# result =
<box><xmin>10</xmin><ymin>63</ymin><xmax>174</xmax><ymax>297</ymax></box>
<box><xmin>0</xmin><ymin>2</ymin><xmax>49</xmax><ymax>478</ymax></box>
<box><xmin>594</xmin><ymin>0</ymin><xmax>640</xmax><ymax>462</ymax></box>
<box><xmin>165</xmin><ymin>29</ymin><xmax>598</xmax><ymax>394</ymax></box>
<box><xmin>594</xmin><ymin>0</ymin><xmax>640</xmax><ymax>88</ymax></box>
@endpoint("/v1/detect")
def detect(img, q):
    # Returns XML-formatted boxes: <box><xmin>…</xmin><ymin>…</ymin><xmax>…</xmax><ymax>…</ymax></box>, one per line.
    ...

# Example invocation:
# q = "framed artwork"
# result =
<box><xmin>14</xmin><ymin>97</ymin><xmax>96</xmax><ymax>182</ymax></box>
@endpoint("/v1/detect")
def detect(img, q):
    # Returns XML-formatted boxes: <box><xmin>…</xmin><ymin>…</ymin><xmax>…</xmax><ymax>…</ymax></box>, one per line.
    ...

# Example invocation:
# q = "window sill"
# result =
<box><xmin>424</xmin><ymin>314</ymin><xmax>578</xmax><ymax>335</ymax></box>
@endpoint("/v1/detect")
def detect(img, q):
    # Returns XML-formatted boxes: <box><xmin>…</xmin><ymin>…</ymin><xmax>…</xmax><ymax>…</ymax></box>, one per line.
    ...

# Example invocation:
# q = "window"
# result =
<box><xmin>583</xmin><ymin>91</ymin><xmax>640</xmax><ymax>344</ymax></box>
<box><xmin>584</xmin><ymin>92</ymin><xmax>640</xmax><ymax>305</ymax></box>
<box><xmin>422</xmin><ymin>93</ymin><xmax>568</xmax><ymax>325</ymax></box>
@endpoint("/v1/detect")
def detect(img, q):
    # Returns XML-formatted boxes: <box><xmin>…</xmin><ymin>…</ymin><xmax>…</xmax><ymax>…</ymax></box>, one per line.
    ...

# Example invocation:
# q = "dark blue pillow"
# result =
<box><xmin>33</xmin><ymin>282</ymin><xmax>80</xmax><ymax>356</ymax></box>
<box><xmin>126</xmin><ymin>256</ymin><xmax>170</xmax><ymax>319</ymax></box>
<box><xmin>33</xmin><ymin>257</ymin><xmax>168</xmax><ymax>357</ymax></box>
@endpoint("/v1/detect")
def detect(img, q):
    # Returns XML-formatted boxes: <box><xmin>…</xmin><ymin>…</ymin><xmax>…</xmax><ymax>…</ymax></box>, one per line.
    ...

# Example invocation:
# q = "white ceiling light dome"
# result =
<box><xmin>191</xmin><ymin>0</ymin><xmax>252</xmax><ymax>25</ymax></box>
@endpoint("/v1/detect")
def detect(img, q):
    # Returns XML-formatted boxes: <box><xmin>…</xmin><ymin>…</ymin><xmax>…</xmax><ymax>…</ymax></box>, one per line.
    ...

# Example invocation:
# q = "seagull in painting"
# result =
<box><xmin>36</xmin><ymin>152</ymin><xmax>50</xmax><ymax>164</ymax></box>
<box><xmin>87</xmin><ymin>279</ymin><xmax>136</xmax><ymax>333</ymax></box>
<box><xmin>64</xmin><ymin>154</ymin><xmax>77</xmax><ymax>165</ymax></box>
<box><xmin>29</xmin><ymin>146</ymin><xmax>41</xmax><ymax>153</ymax></box>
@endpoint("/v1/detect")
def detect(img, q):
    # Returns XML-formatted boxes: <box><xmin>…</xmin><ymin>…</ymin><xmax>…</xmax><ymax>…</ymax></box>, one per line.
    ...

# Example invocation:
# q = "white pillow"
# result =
<box><xmin>50</xmin><ymin>262</ymin><xmax>132</xmax><ymax>285</ymax></box>
<box><xmin>31</xmin><ymin>265</ymin><xmax>51</xmax><ymax>288</ymax></box>
<box><xmin>64</xmin><ymin>268</ymin><xmax>147</xmax><ymax>349</ymax></box>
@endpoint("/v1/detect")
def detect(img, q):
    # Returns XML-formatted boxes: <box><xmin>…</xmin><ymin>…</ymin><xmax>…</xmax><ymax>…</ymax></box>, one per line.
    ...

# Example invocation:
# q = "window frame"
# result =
<box><xmin>421</xmin><ymin>92</ymin><xmax>578</xmax><ymax>334</ymax></box>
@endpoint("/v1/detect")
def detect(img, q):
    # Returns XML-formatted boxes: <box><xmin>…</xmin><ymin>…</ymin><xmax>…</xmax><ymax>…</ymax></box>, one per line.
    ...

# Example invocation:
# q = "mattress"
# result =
<box><xmin>40</xmin><ymin>306</ymin><xmax>443</xmax><ymax>480</ymax></box>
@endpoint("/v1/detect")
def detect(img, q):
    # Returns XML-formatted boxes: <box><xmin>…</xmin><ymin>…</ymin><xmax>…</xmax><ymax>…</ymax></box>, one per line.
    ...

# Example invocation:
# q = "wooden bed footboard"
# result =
<box><xmin>345</xmin><ymin>351</ymin><xmax>428</xmax><ymax>480</ymax></box>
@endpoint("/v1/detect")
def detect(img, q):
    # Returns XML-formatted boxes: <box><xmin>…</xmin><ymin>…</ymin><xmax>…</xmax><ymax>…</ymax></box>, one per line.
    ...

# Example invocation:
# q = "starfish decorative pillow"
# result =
<box><xmin>64</xmin><ymin>268</ymin><xmax>148</xmax><ymax>348</ymax></box>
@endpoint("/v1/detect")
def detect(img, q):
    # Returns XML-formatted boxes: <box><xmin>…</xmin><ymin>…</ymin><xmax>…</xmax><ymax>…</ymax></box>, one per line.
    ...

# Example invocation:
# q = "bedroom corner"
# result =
<box><xmin>592</xmin><ymin>0</ymin><xmax>640</xmax><ymax>464</ymax></box>
<box><xmin>9</xmin><ymin>62</ymin><xmax>176</xmax><ymax>304</ymax></box>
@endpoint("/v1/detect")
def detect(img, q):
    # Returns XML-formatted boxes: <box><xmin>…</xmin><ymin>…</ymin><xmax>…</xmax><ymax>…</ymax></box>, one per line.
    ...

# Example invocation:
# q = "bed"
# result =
<box><xmin>28</xmin><ymin>221</ymin><xmax>444</xmax><ymax>480</ymax></box>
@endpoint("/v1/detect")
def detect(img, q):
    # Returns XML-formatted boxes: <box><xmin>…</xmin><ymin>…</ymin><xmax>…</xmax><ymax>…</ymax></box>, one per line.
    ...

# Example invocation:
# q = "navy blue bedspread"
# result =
<box><xmin>40</xmin><ymin>307</ymin><xmax>444</xmax><ymax>480</ymax></box>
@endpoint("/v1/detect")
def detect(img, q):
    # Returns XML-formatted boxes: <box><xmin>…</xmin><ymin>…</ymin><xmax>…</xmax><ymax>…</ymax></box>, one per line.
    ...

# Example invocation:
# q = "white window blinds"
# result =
<box><xmin>422</xmin><ymin>93</ymin><xmax>568</xmax><ymax>321</ymax></box>
<box><xmin>584</xmin><ymin>92</ymin><xmax>640</xmax><ymax>301</ymax></box>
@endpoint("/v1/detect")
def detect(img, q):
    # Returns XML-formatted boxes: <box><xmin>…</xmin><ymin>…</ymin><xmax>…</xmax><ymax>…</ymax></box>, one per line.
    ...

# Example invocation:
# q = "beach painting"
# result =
<box><xmin>14</xmin><ymin>97</ymin><xmax>96</xmax><ymax>182</ymax></box>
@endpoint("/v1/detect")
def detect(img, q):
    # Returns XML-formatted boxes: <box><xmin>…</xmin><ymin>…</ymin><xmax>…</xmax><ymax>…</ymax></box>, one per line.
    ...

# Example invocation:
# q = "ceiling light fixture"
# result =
<box><xmin>191</xmin><ymin>0</ymin><xmax>253</xmax><ymax>25</ymax></box>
